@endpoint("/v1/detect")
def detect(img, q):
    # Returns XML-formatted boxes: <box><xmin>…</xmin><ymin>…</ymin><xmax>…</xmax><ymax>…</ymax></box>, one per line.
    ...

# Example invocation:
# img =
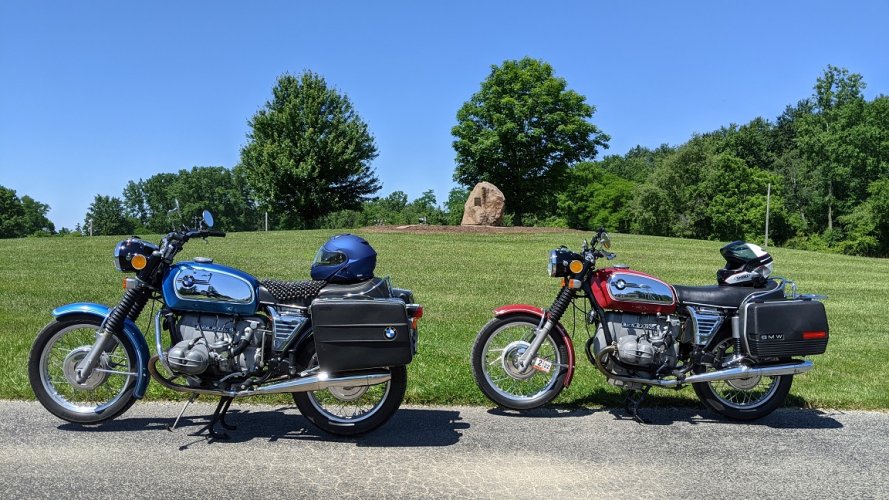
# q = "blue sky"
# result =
<box><xmin>2</xmin><ymin>1</ymin><xmax>888</xmax><ymax>230</ymax></box>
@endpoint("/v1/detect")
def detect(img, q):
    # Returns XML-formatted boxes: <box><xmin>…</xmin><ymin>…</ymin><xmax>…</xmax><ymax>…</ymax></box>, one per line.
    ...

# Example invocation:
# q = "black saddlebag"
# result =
<box><xmin>310</xmin><ymin>298</ymin><xmax>413</xmax><ymax>372</ymax></box>
<box><xmin>742</xmin><ymin>299</ymin><xmax>829</xmax><ymax>357</ymax></box>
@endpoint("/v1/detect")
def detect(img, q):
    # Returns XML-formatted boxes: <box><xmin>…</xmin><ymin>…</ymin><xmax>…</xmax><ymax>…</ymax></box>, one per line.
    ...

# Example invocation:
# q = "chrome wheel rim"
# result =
<box><xmin>40</xmin><ymin>324</ymin><xmax>134</xmax><ymax>414</ymax></box>
<box><xmin>306</xmin><ymin>355</ymin><xmax>391</xmax><ymax>424</ymax></box>
<box><xmin>481</xmin><ymin>321</ymin><xmax>561</xmax><ymax>403</ymax></box>
<box><xmin>707</xmin><ymin>339</ymin><xmax>780</xmax><ymax>410</ymax></box>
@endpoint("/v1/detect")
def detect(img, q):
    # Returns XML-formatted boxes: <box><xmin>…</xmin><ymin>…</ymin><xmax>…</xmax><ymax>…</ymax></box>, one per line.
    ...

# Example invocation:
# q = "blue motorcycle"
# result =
<box><xmin>27</xmin><ymin>210</ymin><xmax>422</xmax><ymax>437</ymax></box>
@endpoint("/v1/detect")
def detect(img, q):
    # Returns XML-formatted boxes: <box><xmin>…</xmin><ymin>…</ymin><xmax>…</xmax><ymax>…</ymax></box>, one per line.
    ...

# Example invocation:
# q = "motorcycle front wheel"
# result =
<box><xmin>28</xmin><ymin>315</ymin><xmax>138</xmax><ymax>424</ymax></box>
<box><xmin>692</xmin><ymin>338</ymin><xmax>793</xmax><ymax>420</ymax></box>
<box><xmin>292</xmin><ymin>341</ymin><xmax>406</xmax><ymax>436</ymax></box>
<box><xmin>471</xmin><ymin>314</ymin><xmax>568</xmax><ymax>410</ymax></box>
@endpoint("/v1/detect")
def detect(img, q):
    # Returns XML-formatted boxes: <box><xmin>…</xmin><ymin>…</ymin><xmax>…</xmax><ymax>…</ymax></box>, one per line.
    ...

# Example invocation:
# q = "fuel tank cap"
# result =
<box><xmin>194</xmin><ymin>257</ymin><xmax>214</xmax><ymax>264</ymax></box>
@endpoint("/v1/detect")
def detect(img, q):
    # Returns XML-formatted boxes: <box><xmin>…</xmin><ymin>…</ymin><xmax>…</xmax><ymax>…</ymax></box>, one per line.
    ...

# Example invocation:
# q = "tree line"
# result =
<box><xmin>2</xmin><ymin>62</ymin><xmax>887</xmax><ymax>257</ymax></box>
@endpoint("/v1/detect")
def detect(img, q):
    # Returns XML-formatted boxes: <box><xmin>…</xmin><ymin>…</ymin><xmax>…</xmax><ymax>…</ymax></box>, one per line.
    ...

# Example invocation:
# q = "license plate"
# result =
<box><xmin>532</xmin><ymin>357</ymin><xmax>553</xmax><ymax>373</ymax></box>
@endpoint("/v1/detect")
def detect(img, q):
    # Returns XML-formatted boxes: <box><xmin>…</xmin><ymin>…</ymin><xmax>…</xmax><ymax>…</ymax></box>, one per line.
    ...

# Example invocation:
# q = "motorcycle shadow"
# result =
<box><xmin>605</xmin><ymin>406</ymin><xmax>845</xmax><ymax>429</ymax></box>
<box><xmin>58</xmin><ymin>405</ymin><xmax>470</xmax><ymax>448</ymax></box>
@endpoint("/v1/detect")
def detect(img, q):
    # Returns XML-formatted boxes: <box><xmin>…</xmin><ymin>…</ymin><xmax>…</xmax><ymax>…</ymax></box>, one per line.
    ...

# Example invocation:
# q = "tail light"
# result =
<box><xmin>406</xmin><ymin>304</ymin><xmax>423</xmax><ymax>329</ymax></box>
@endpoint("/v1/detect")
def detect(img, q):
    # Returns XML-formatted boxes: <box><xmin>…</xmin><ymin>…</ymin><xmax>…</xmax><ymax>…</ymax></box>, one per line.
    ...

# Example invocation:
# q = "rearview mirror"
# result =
<box><xmin>202</xmin><ymin>210</ymin><xmax>215</xmax><ymax>228</ymax></box>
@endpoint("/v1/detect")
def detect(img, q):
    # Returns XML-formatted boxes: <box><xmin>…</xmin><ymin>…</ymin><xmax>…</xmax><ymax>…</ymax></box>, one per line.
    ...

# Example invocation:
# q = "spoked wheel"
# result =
<box><xmin>693</xmin><ymin>338</ymin><xmax>793</xmax><ymax>420</ymax></box>
<box><xmin>28</xmin><ymin>315</ymin><xmax>138</xmax><ymax>424</ymax></box>
<box><xmin>471</xmin><ymin>315</ymin><xmax>568</xmax><ymax>410</ymax></box>
<box><xmin>292</xmin><ymin>341</ymin><xmax>406</xmax><ymax>436</ymax></box>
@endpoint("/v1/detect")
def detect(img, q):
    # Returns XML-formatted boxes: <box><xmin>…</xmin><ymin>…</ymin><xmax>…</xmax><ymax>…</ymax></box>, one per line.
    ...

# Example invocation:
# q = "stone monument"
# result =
<box><xmin>461</xmin><ymin>181</ymin><xmax>505</xmax><ymax>226</ymax></box>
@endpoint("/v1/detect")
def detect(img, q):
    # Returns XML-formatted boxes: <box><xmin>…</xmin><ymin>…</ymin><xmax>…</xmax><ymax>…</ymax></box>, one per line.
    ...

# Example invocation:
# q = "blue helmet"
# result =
<box><xmin>310</xmin><ymin>234</ymin><xmax>377</xmax><ymax>283</ymax></box>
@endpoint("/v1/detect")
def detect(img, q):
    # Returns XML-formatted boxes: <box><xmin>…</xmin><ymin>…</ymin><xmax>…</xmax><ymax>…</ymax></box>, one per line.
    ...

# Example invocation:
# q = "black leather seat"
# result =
<box><xmin>318</xmin><ymin>277</ymin><xmax>390</xmax><ymax>299</ymax></box>
<box><xmin>673</xmin><ymin>280</ymin><xmax>783</xmax><ymax>308</ymax></box>
<box><xmin>258</xmin><ymin>279</ymin><xmax>327</xmax><ymax>306</ymax></box>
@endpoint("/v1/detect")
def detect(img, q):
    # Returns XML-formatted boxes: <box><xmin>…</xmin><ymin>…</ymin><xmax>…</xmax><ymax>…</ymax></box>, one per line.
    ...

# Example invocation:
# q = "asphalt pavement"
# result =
<box><xmin>0</xmin><ymin>400</ymin><xmax>886</xmax><ymax>499</ymax></box>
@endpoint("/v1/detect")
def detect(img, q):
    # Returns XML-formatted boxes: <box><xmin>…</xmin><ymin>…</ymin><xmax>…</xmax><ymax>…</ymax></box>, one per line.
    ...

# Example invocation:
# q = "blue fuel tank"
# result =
<box><xmin>162</xmin><ymin>262</ymin><xmax>259</xmax><ymax>315</ymax></box>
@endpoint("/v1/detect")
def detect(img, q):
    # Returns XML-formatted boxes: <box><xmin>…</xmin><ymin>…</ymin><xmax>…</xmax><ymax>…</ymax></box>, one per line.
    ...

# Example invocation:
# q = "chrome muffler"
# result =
<box><xmin>148</xmin><ymin>355</ymin><xmax>390</xmax><ymax>398</ymax></box>
<box><xmin>593</xmin><ymin>346</ymin><xmax>813</xmax><ymax>388</ymax></box>
<box><xmin>680</xmin><ymin>360</ymin><xmax>813</xmax><ymax>385</ymax></box>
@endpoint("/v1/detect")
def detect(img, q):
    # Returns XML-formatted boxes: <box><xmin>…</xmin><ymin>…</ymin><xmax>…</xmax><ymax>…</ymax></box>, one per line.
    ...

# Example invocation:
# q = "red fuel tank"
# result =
<box><xmin>591</xmin><ymin>268</ymin><xmax>677</xmax><ymax>314</ymax></box>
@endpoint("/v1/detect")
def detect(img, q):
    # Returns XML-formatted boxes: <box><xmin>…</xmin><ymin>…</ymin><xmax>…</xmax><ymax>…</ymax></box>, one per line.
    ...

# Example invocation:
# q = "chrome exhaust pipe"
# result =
<box><xmin>593</xmin><ymin>347</ymin><xmax>813</xmax><ymax>388</ymax></box>
<box><xmin>246</xmin><ymin>371</ymin><xmax>391</xmax><ymax>396</ymax></box>
<box><xmin>681</xmin><ymin>360</ymin><xmax>813</xmax><ymax>385</ymax></box>
<box><xmin>148</xmin><ymin>355</ymin><xmax>391</xmax><ymax>398</ymax></box>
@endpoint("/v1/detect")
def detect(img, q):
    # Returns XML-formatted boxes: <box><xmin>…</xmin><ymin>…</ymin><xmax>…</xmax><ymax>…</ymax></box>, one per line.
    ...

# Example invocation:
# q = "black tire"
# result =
<box><xmin>692</xmin><ymin>337</ymin><xmax>794</xmax><ymax>420</ymax></box>
<box><xmin>471</xmin><ymin>314</ymin><xmax>568</xmax><ymax>410</ymax></box>
<box><xmin>292</xmin><ymin>340</ymin><xmax>406</xmax><ymax>436</ymax></box>
<box><xmin>28</xmin><ymin>315</ymin><xmax>138</xmax><ymax>424</ymax></box>
<box><xmin>693</xmin><ymin>374</ymin><xmax>793</xmax><ymax>420</ymax></box>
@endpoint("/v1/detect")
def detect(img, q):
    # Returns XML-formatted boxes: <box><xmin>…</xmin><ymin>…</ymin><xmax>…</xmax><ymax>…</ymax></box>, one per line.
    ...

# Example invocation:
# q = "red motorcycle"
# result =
<box><xmin>470</xmin><ymin>229</ymin><xmax>829</xmax><ymax>420</ymax></box>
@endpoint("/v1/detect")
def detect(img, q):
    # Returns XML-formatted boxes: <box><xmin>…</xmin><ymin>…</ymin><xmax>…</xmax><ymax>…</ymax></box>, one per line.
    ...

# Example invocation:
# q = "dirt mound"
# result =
<box><xmin>360</xmin><ymin>224</ymin><xmax>582</xmax><ymax>234</ymax></box>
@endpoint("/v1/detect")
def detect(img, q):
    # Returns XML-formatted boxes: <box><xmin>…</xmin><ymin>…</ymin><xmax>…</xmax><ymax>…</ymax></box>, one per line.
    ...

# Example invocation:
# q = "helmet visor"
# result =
<box><xmin>313</xmin><ymin>248</ymin><xmax>347</xmax><ymax>266</ymax></box>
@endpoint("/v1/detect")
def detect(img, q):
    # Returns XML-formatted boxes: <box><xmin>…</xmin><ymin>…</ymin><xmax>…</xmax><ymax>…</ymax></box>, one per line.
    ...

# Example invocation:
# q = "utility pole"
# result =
<box><xmin>88</xmin><ymin>218</ymin><xmax>93</xmax><ymax>237</ymax></box>
<box><xmin>265</xmin><ymin>211</ymin><xmax>268</xmax><ymax>231</ymax></box>
<box><xmin>764</xmin><ymin>183</ymin><xmax>771</xmax><ymax>247</ymax></box>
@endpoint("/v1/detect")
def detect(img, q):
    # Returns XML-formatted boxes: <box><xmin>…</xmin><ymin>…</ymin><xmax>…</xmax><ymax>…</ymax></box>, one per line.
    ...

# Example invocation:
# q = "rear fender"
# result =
<box><xmin>52</xmin><ymin>303</ymin><xmax>151</xmax><ymax>399</ymax></box>
<box><xmin>493</xmin><ymin>304</ymin><xmax>576</xmax><ymax>387</ymax></box>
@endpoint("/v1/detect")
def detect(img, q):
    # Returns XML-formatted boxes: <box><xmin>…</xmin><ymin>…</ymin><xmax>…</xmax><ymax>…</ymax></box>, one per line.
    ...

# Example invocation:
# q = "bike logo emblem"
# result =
<box><xmin>384</xmin><ymin>327</ymin><xmax>397</xmax><ymax>339</ymax></box>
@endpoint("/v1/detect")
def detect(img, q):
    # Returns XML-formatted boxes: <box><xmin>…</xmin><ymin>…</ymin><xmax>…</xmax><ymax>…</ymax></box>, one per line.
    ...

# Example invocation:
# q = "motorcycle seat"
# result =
<box><xmin>673</xmin><ymin>279</ymin><xmax>783</xmax><ymax>309</ymax></box>
<box><xmin>258</xmin><ymin>279</ymin><xmax>327</xmax><ymax>306</ymax></box>
<box><xmin>318</xmin><ymin>277</ymin><xmax>391</xmax><ymax>299</ymax></box>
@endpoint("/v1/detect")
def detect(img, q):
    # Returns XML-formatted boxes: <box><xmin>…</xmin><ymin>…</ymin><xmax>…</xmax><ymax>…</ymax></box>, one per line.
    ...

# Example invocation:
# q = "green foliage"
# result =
<box><xmin>0</xmin><ymin>186</ymin><xmax>54</xmax><ymax>238</ymax></box>
<box><xmin>557</xmin><ymin>162</ymin><xmax>635</xmax><ymax>231</ymax></box>
<box><xmin>84</xmin><ymin>195</ymin><xmax>134</xmax><ymax>236</ymax></box>
<box><xmin>361</xmin><ymin>190</ymin><xmax>447</xmax><ymax>226</ymax></box>
<box><xmin>239</xmin><ymin>72</ymin><xmax>380</xmax><ymax>229</ymax></box>
<box><xmin>444</xmin><ymin>187</ymin><xmax>469</xmax><ymax>225</ymax></box>
<box><xmin>452</xmin><ymin>57</ymin><xmax>609</xmax><ymax>224</ymax></box>
<box><xmin>123</xmin><ymin>166</ymin><xmax>257</xmax><ymax>233</ymax></box>
<box><xmin>599</xmin><ymin>144</ymin><xmax>675</xmax><ymax>183</ymax></box>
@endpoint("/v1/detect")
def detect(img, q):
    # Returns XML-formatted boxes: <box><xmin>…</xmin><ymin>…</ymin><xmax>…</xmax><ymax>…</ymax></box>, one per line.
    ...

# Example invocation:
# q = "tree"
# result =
<box><xmin>452</xmin><ymin>57</ymin><xmax>610</xmax><ymax>224</ymax></box>
<box><xmin>795</xmin><ymin>66</ymin><xmax>867</xmax><ymax>232</ymax></box>
<box><xmin>0</xmin><ymin>185</ymin><xmax>54</xmax><ymax>238</ymax></box>
<box><xmin>239</xmin><ymin>72</ymin><xmax>380</xmax><ymax>229</ymax></box>
<box><xmin>84</xmin><ymin>195</ymin><xmax>134</xmax><ymax>236</ymax></box>
<box><xmin>557</xmin><ymin>162</ymin><xmax>635</xmax><ymax>232</ymax></box>
<box><xmin>0</xmin><ymin>186</ymin><xmax>25</xmax><ymax>238</ymax></box>
<box><xmin>123</xmin><ymin>167</ymin><xmax>257</xmax><ymax>233</ymax></box>
<box><xmin>444</xmin><ymin>187</ymin><xmax>469</xmax><ymax>225</ymax></box>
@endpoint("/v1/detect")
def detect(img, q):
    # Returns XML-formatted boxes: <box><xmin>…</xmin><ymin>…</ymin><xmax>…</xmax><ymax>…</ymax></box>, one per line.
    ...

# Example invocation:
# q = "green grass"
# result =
<box><xmin>1</xmin><ymin>229</ymin><xmax>886</xmax><ymax>409</ymax></box>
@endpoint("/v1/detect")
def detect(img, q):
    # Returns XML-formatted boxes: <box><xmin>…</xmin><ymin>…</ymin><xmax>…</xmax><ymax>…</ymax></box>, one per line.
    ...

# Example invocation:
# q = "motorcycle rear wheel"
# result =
<box><xmin>693</xmin><ymin>338</ymin><xmax>793</xmax><ymax>420</ymax></box>
<box><xmin>28</xmin><ymin>315</ymin><xmax>138</xmax><ymax>424</ymax></box>
<box><xmin>292</xmin><ymin>341</ymin><xmax>406</xmax><ymax>436</ymax></box>
<box><xmin>471</xmin><ymin>315</ymin><xmax>568</xmax><ymax>410</ymax></box>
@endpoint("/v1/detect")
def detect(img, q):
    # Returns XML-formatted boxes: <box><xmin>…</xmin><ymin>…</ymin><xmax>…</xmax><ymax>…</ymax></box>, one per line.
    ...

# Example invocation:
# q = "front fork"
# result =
<box><xmin>75</xmin><ymin>329</ymin><xmax>115</xmax><ymax>383</ymax></box>
<box><xmin>75</xmin><ymin>288</ymin><xmax>148</xmax><ymax>383</ymax></box>
<box><xmin>516</xmin><ymin>287</ymin><xmax>576</xmax><ymax>371</ymax></box>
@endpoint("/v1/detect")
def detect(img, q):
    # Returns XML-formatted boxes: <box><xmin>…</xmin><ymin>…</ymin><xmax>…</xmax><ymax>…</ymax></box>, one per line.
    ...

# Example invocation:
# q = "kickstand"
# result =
<box><xmin>197</xmin><ymin>396</ymin><xmax>236</xmax><ymax>440</ymax></box>
<box><xmin>623</xmin><ymin>387</ymin><xmax>651</xmax><ymax>424</ymax></box>
<box><xmin>168</xmin><ymin>393</ymin><xmax>199</xmax><ymax>431</ymax></box>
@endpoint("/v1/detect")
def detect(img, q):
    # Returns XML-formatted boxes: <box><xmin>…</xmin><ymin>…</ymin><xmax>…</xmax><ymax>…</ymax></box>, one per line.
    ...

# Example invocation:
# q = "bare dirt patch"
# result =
<box><xmin>360</xmin><ymin>224</ymin><xmax>583</xmax><ymax>234</ymax></box>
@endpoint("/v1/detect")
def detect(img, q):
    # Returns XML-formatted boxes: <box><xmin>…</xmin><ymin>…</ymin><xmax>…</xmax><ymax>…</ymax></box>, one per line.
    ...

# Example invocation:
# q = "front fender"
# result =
<box><xmin>52</xmin><ymin>303</ymin><xmax>151</xmax><ymax>399</ymax></box>
<box><xmin>493</xmin><ymin>304</ymin><xmax>576</xmax><ymax>387</ymax></box>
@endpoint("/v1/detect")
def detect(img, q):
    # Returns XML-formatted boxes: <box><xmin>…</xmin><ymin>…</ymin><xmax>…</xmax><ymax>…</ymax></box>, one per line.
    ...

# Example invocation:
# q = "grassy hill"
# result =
<box><xmin>1</xmin><ymin>228</ymin><xmax>886</xmax><ymax>409</ymax></box>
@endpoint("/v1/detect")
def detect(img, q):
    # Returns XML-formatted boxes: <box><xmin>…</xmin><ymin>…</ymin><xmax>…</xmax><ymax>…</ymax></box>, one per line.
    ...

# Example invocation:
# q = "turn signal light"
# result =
<box><xmin>131</xmin><ymin>254</ymin><xmax>148</xmax><ymax>270</ymax></box>
<box><xmin>569</xmin><ymin>260</ymin><xmax>584</xmax><ymax>273</ymax></box>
